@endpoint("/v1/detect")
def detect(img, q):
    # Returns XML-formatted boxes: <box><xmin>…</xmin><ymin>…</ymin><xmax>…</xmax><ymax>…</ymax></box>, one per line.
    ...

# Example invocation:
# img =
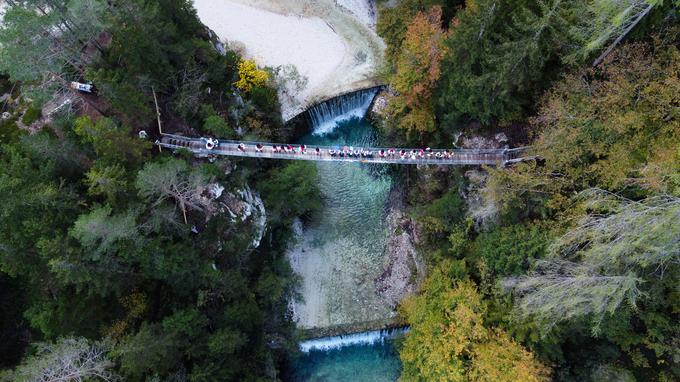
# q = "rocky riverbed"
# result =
<box><xmin>287</xmin><ymin>161</ymin><xmax>424</xmax><ymax>331</ymax></box>
<box><xmin>283</xmin><ymin>98</ymin><xmax>425</xmax><ymax>333</ymax></box>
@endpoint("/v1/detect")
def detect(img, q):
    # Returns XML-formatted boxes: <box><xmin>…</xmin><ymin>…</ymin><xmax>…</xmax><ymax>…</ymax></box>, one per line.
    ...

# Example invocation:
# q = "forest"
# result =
<box><xmin>0</xmin><ymin>0</ymin><xmax>678</xmax><ymax>381</ymax></box>
<box><xmin>0</xmin><ymin>1</ymin><xmax>318</xmax><ymax>380</ymax></box>
<box><xmin>376</xmin><ymin>0</ymin><xmax>678</xmax><ymax>381</ymax></box>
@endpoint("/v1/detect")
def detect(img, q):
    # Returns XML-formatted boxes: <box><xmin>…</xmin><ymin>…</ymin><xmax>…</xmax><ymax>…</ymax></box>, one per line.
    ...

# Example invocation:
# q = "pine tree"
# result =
<box><xmin>437</xmin><ymin>0</ymin><xmax>569</xmax><ymax>125</ymax></box>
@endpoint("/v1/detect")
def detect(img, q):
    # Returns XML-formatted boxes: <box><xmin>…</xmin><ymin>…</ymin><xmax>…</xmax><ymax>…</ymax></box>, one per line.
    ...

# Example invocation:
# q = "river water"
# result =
<box><xmin>288</xmin><ymin>338</ymin><xmax>402</xmax><ymax>381</ymax></box>
<box><xmin>288</xmin><ymin>102</ymin><xmax>396</xmax><ymax>328</ymax></box>
<box><xmin>285</xmin><ymin>91</ymin><xmax>403</xmax><ymax>380</ymax></box>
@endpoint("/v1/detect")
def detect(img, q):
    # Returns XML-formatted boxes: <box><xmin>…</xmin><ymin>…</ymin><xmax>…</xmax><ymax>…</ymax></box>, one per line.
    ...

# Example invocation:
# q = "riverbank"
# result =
<box><xmin>191</xmin><ymin>0</ymin><xmax>385</xmax><ymax>120</ymax></box>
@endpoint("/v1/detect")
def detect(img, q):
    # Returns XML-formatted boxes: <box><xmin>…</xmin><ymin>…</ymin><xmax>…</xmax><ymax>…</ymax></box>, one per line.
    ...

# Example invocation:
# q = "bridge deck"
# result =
<box><xmin>157</xmin><ymin>134</ymin><xmax>528</xmax><ymax>166</ymax></box>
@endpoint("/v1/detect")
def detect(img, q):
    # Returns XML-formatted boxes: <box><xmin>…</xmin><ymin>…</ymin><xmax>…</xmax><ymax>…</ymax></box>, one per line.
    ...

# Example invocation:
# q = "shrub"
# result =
<box><xmin>473</xmin><ymin>223</ymin><xmax>551</xmax><ymax>276</ymax></box>
<box><xmin>417</xmin><ymin>188</ymin><xmax>465</xmax><ymax>239</ymax></box>
<box><xmin>257</xmin><ymin>161</ymin><xmax>321</xmax><ymax>227</ymax></box>
<box><xmin>0</xmin><ymin>116</ymin><xmax>22</xmax><ymax>143</ymax></box>
<box><xmin>203</xmin><ymin>115</ymin><xmax>234</xmax><ymax>138</ymax></box>
<box><xmin>234</xmin><ymin>59</ymin><xmax>268</xmax><ymax>93</ymax></box>
<box><xmin>21</xmin><ymin>105</ymin><xmax>41</xmax><ymax>125</ymax></box>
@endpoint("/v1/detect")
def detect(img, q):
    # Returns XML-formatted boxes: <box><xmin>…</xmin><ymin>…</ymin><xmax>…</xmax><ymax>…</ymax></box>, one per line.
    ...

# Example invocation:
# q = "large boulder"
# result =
<box><xmin>455</xmin><ymin>131</ymin><xmax>509</xmax><ymax>149</ymax></box>
<box><xmin>206</xmin><ymin>183</ymin><xmax>267</xmax><ymax>249</ymax></box>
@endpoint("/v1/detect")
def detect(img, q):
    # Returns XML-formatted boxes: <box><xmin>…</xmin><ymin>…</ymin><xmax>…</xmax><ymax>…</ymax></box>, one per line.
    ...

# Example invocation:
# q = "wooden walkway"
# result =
<box><xmin>157</xmin><ymin>134</ymin><xmax>530</xmax><ymax>166</ymax></box>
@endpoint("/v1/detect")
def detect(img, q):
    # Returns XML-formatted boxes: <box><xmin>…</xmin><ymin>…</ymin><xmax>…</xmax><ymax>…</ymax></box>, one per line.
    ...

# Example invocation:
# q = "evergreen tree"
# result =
<box><xmin>0</xmin><ymin>0</ymin><xmax>106</xmax><ymax>104</ymax></box>
<box><xmin>437</xmin><ymin>0</ymin><xmax>569</xmax><ymax>125</ymax></box>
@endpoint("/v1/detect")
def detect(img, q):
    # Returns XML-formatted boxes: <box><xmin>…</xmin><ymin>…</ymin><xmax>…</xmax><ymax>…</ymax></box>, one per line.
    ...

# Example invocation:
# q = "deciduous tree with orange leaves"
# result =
<box><xmin>388</xmin><ymin>6</ymin><xmax>447</xmax><ymax>135</ymax></box>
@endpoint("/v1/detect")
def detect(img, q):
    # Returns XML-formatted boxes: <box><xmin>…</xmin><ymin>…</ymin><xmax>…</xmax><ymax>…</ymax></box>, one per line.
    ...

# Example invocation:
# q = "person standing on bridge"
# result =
<box><xmin>237</xmin><ymin>143</ymin><xmax>246</xmax><ymax>152</ymax></box>
<box><xmin>256</xmin><ymin>144</ymin><xmax>263</xmax><ymax>153</ymax></box>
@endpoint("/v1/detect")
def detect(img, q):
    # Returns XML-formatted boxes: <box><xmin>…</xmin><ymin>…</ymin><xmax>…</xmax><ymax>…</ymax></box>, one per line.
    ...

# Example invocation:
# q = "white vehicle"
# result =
<box><xmin>70</xmin><ymin>81</ymin><xmax>93</xmax><ymax>93</ymax></box>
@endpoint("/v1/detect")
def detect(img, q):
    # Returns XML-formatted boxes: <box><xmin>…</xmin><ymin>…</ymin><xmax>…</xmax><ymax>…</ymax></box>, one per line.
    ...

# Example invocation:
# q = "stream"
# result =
<box><xmin>285</xmin><ymin>89</ymin><xmax>404</xmax><ymax>380</ymax></box>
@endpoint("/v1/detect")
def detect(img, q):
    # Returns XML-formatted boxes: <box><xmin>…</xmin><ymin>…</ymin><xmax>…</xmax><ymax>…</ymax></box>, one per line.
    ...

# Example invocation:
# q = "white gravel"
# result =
<box><xmin>192</xmin><ymin>0</ymin><xmax>384</xmax><ymax>120</ymax></box>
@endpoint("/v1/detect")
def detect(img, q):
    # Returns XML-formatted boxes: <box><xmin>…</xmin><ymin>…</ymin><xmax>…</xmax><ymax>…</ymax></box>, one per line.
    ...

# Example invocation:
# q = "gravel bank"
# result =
<box><xmin>192</xmin><ymin>0</ymin><xmax>385</xmax><ymax>120</ymax></box>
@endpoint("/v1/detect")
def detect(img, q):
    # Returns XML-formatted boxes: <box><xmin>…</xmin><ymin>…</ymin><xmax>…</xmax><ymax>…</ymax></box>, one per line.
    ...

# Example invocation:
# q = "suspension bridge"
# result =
<box><xmin>156</xmin><ymin>133</ymin><xmax>534</xmax><ymax>166</ymax></box>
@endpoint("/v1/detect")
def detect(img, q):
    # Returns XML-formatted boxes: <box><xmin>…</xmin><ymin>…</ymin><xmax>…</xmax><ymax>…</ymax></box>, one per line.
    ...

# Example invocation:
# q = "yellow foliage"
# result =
<box><xmin>399</xmin><ymin>268</ymin><xmax>476</xmax><ymax>381</ymax></box>
<box><xmin>397</xmin><ymin>106</ymin><xmax>437</xmax><ymax>134</ymax></box>
<box><xmin>245</xmin><ymin>115</ymin><xmax>275</xmax><ymax>140</ymax></box>
<box><xmin>420</xmin><ymin>216</ymin><xmax>446</xmax><ymax>235</ymax></box>
<box><xmin>399</xmin><ymin>265</ymin><xmax>550</xmax><ymax>381</ymax></box>
<box><xmin>642</xmin><ymin>143</ymin><xmax>680</xmax><ymax>196</ymax></box>
<box><xmin>388</xmin><ymin>6</ymin><xmax>447</xmax><ymax>134</ymax></box>
<box><xmin>235</xmin><ymin>59</ymin><xmax>269</xmax><ymax>93</ymax></box>
<box><xmin>471</xmin><ymin>329</ymin><xmax>551</xmax><ymax>382</ymax></box>
<box><xmin>530</xmin><ymin>38</ymin><xmax>679</xmax><ymax>193</ymax></box>
<box><xmin>121</xmin><ymin>291</ymin><xmax>147</xmax><ymax>319</ymax></box>
<box><xmin>106</xmin><ymin>320</ymin><xmax>129</xmax><ymax>341</ymax></box>
<box><xmin>103</xmin><ymin>291</ymin><xmax>148</xmax><ymax>340</ymax></box>
<box><xmin>465</xmin><ymin>0</ymin><xmax>480</xmax><ymax>13</ymax></box>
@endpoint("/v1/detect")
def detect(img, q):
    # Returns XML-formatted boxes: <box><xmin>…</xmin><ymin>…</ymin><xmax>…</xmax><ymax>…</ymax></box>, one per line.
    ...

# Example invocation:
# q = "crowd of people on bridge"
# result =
<box><xmin>225</xmin><ymin>141</ymin><xmax>463</xmax><ymax>161</ymax></box>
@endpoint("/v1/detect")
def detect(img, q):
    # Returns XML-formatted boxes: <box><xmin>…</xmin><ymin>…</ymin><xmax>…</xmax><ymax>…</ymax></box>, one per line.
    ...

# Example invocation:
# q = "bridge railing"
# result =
<box><xmin>157</xmin><ymin>133</ymin><xmax>532</xmax><ymax>166</ymax></box>
<box><xmin>160</xmin><ymin>133</ymin><xmax>529</xmax><ymax>154</ymax></box>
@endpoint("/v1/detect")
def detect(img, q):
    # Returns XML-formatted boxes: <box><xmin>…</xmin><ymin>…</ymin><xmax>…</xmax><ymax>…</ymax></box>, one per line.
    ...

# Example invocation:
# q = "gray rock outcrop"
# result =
<box><xmin>375</xmin><ymin>192</ymin><xmax>425</xmax><ymax>308</ymax></box>
<box><xmin>207</xmin><ymin>182</ymin><xmax>267</xmax><ymax>249</ymax></box>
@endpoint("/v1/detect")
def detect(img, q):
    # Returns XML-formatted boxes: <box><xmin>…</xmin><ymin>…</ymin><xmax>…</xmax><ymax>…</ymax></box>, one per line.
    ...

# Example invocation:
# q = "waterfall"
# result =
<box><xmin>299</xmin><ymin>327</ymin><xmax>409</xmax><ymax>353</ymax></box>
<box><xmin>307</xmin><ymin>87</ymin><xmax>380</xmax><ymax>135</ymax></box>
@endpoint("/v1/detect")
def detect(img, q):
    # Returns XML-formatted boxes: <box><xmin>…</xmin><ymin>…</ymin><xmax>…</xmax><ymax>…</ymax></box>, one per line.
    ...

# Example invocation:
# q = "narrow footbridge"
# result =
<box><xmin>157</xmin><ymin>133</ymin><xmax>532</xmax><ymax>166</ymax></box>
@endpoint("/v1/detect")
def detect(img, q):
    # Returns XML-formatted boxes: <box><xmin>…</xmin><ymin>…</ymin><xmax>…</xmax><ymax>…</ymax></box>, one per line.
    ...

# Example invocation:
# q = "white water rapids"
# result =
<box><xmin>308</xmin><ymin>87</ymin><xmax>380</xmax><ymax>135</ymax></box>
<box><xmin>299</xmin><ymin>327</ymin><xmax>409</xmax><ymax>352</ymax></box>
